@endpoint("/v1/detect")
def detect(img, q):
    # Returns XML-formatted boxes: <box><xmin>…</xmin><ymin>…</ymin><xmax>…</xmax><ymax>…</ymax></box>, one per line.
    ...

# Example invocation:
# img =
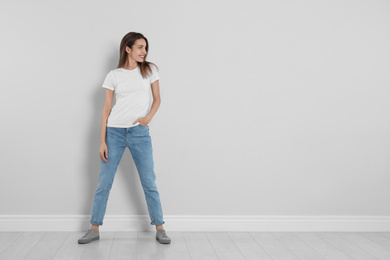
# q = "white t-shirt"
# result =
<box><xmin>101</xmin><ymin>65</ymin><xmax>159</xmax><ymax>128</ymax></box>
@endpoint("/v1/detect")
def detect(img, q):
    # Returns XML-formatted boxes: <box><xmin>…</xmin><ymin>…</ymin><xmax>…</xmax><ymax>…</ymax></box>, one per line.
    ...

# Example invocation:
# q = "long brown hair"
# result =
<box><xmin>117</xmin><ymin>32</ymin><xmax>158</xmax><ymax>80</ymax></box>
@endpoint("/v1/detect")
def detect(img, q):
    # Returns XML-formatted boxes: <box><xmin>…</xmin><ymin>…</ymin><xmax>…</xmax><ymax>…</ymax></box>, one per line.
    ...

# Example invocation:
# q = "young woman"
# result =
<box><xmin>78</xmin><ymin>32</ymin><xmax>170</xmax><ymax>245</ymax></box>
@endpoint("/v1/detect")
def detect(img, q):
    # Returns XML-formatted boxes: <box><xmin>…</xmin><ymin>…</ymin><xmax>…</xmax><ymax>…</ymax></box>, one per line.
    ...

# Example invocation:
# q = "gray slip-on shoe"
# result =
<box><xmin>156</xmin><ymin>229</ymin><xmax>171</xmax><ymax>244</ymax></box>
<box><xmin>78</xmin><ymin>228</ymin><xmax>100</xmax><ymax>244</ymax></box>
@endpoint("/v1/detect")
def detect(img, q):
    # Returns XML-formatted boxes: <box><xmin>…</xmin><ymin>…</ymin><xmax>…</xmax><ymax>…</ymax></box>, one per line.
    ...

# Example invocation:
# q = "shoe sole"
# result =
<box><xmin>78</xmin><ymin>236</ymin><xmax>100</xmax><ymax>244</ymax></box>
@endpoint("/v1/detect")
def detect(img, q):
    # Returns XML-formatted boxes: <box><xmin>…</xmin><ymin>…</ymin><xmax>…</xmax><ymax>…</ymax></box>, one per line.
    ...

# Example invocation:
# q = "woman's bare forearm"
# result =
<box><xmin>101</xmin><ymin>108</ymin><xmax>111</xmax><ymax>144</ymax></box>
<box><xmin>145</xmin><ymin>98</ymin><xmax>161</xmax><ymax>121</ymax></box>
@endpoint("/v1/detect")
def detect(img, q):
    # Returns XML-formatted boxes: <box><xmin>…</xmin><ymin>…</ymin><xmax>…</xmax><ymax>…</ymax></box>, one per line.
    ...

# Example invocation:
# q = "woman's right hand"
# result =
<box><xmin>100</xmin><ymin>143</ymin><xmax>109</xmax><ymax>162</ymax></box>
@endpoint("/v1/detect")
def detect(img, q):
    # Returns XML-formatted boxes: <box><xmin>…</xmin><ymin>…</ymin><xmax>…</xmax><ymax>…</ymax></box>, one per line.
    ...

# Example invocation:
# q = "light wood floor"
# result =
<box><xmin>1</xmin><ymin>231</ymin><xmax>390</xmax><ymax>259</ymax></box>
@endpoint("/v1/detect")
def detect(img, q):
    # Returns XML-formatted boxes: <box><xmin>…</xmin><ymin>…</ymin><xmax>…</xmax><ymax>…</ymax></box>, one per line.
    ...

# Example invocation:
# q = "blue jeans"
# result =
<box><xmin>90</xmin><ymin>124</ymin><xmax>165</xmax><ymax>226</ymax></box>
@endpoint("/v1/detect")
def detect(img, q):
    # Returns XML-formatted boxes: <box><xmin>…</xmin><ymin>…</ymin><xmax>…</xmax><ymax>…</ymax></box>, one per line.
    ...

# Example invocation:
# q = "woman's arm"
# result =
<box><xmin>101</xmin><ymin>89</ymin><xmax>114</xmax><ymax>144</ymax></box>
<box><xmin>145</xmin><ymin>80</ymin><xmax>161</xmax><ymax>121</ymax></box>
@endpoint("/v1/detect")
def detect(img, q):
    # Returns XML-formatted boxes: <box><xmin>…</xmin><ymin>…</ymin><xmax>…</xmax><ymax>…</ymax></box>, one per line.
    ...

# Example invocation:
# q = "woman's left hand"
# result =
<box><xmin>133</xmin><ymin>117</ymin><xmax>150</xmax><ymax>126</ymax></box>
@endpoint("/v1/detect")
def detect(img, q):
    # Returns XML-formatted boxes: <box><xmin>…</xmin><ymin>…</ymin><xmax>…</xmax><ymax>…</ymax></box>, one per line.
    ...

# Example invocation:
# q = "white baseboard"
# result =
<box><xmin>1</xmin><ymin>215</ymin><xmax>390</xmax><ymax>232</ymax></box>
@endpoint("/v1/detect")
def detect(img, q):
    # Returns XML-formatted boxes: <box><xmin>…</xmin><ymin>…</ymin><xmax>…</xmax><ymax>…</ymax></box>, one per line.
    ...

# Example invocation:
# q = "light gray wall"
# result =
<box><xmin>1</xmin><ymin>0</ymin><xmax>389</xmax><ymax>220</ymax></box>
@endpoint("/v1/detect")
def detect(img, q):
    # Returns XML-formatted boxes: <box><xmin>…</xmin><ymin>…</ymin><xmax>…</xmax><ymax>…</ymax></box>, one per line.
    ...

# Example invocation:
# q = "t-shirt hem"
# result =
<box><xmin>102</xmin><ymin>85</ymin><xmax>114</xmax><ymax>91</ymax></box>
<box><xmin>106</xmin><ymin>123</ymin><xmax>149</xmax><ymax>128</ymax></box>
<box><xmin>150</xmin><ymin>78</ymin><xmax>159</xmax><ymax>84</ymax></box>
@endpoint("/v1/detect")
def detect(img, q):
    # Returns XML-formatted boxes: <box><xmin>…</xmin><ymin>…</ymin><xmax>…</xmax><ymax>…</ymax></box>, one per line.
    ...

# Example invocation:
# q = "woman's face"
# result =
<box><xmin>126</xmin><ymin>38</ymin><xmax>147</xmax><ymax>63</ymax></box>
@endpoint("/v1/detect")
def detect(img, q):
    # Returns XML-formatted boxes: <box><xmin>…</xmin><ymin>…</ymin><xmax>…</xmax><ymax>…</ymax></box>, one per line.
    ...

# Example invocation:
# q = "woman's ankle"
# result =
<box><xmin>91</xmin><ymin>225</ymin><xmax>99</xmax><ymax>231</ymax></box>
<box><xmin>156</xmin><ymin>225</ymin><xmax>164</xmax><ymax>231</ymax></box>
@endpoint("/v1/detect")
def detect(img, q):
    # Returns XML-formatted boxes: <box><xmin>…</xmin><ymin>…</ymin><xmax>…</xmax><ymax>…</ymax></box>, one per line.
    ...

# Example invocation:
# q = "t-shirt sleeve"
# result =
<box><xmin>149</xmin><ymin>65</ymin><xmax>159</xmax><ymax>84</ymax></box>
<box><xmin>102</xmin><ymin>71</ymin><xmax>115</xmax><ymax>91</ymax></box>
